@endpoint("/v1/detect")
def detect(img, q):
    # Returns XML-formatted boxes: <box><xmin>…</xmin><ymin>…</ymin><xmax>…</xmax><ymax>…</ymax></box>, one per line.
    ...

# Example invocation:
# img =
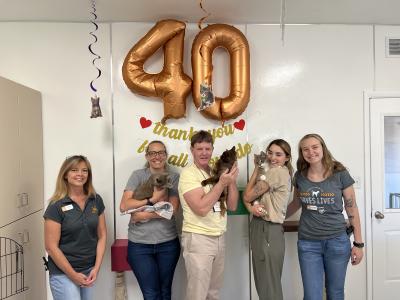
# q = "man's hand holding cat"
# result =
<box><xmin>219</xmin><ymin>163</ymin><xmax>239</xmax><ymax>187</ymax></box>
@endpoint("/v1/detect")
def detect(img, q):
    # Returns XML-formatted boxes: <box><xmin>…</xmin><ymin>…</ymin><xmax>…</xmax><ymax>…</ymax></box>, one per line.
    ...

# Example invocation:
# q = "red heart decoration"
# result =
<box><xmin>139</xmin><ymin>117</ymin><xmax>152</xmax><ymax>128</ymax></box>
<box><xmin>233</xmin><ymin>119</ymin><xmax>245</xmax><ymax>130</ymax></box>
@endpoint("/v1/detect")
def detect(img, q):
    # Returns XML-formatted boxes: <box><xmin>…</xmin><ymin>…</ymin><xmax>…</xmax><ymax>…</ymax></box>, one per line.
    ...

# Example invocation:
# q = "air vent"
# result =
<box><xmin>386</xmin><ymin>37</ymin><xmax>400</xmax><ymax>57</ymax></box>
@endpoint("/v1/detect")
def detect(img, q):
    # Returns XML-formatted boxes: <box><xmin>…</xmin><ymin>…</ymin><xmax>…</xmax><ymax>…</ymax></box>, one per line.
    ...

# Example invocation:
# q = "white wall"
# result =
<box><xmin>112</xmin><ymin>22</ymin><xmax>251</xmax><ymax>300</ymax></box>
<box><xmin>375</xmin><ymin>25</ymin><xmax>400</xmax><ymax>90</ymax></box>
<box><xmin>0</xmin><ymin>22</ymin><xmax>115</xmax><ymax>300</ymax></box>
<box><xmin>246</xmin><ymin>24</ymin><xmax>374</xmax><ymax>300</ymax></box>
<box><xmin>0</xmin><ymin>21</ymin><xmax>397</xmax><ymax>300</ymax></box>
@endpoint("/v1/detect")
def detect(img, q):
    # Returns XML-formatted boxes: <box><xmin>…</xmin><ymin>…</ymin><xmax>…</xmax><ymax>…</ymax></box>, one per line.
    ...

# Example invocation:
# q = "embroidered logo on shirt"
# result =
<box><xmin>91</xmin><ymin>206</ymin><xmax>98</xmax><ymax>214</ymax></box>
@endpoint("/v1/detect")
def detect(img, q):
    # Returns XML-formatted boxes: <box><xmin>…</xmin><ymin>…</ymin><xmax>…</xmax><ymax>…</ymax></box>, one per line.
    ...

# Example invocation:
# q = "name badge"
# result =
<box><xmin>213</xmin><ymin>201</ymin><xmax>221</xmax><ymax>212</ymax></box>
<box><xmin>307</xmin><ymin>205</ymin><xmax>317</xmax><ymax>211</ymax></box>
<box><xmin>62</xmin><ymin>204</ymin><xmax>74</xmax><ymax>212</ymax></box>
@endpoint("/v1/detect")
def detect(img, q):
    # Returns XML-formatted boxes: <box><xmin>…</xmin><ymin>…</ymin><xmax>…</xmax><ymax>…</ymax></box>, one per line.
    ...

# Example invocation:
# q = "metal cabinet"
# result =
<box><xmin>0</xmin><ymin>76</ymin><xmax>45</xmax><ymax>300</ymax></box>
<box><xmin>0</xmin><ymin>76</ymin><xmax>43</xmax><ymax>228</ymax></box>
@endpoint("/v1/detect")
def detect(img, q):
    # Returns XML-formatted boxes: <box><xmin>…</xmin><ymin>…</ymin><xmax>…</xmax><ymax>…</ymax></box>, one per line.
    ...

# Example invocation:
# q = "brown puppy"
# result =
<box><xmin>201</xmin><ymin>146</ymin><xmax>237</xmax><ymax>216</ymax></box>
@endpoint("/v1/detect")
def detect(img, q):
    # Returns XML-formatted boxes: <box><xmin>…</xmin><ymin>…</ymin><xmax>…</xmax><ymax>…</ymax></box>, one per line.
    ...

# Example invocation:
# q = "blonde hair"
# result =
<box><xmin>49</xmin><ymin>155</ymin><xmax>96</xmax><ymax>203</ymax></box>
<box><xmin>297</xmin><ymin>133</ymin><xmax>345</xmax><ymax>177</ymax></box>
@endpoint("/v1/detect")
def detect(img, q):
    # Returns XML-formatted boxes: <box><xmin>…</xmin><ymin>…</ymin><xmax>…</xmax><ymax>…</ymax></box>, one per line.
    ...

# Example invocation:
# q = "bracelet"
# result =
<box><xmin>353</xmin><ymin>241</ymin><xmax>365</xmax><ymax>248</ymax></box>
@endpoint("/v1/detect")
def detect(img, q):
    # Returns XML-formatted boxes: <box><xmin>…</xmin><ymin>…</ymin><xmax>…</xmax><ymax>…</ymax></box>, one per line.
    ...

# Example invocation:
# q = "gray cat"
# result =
<box><xmin>254</xmin><ymin>151</ymin><xmax>268</xmax><ymax>181</ymax></box>
<box><xmin>197</xmin><ymin>83</ymin><xmax>215</xmax><ymax>111</ymax></box>
<box><xmin>90</xmin><ymin>96</ymin><xmax>102</xmax><ymax>118</ymax></box>
<box><xmin>134</xmin><ymin>173</ymin><xmax>173</xmax><ymax>200</ymax></box>
<box><xmin>253</xmin><ymin>151</ymin><xmax>269</xmax><ymax>216</ymax></box>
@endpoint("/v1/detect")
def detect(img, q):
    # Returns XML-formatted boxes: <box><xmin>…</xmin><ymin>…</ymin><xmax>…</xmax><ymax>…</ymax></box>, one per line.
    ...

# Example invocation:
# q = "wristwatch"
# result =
<box><xmin>353</xmin><ymin>241</ymin><xmax>365</xmax><ymax>248</ymax></box>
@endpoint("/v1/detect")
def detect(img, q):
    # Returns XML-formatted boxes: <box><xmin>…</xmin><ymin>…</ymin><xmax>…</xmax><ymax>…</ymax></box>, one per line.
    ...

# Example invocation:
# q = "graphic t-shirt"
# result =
<box><xmin>294</xmin><ymin>170</ymin><xmax>355</xmax><ymax>240</ymax></box>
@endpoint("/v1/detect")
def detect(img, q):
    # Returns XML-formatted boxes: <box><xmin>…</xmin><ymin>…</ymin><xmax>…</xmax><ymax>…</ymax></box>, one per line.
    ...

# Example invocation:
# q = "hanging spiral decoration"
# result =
<box><xmin>197</xmin><ymin>0</ymin><xmax>211</xmax><ymax>30</ymax></box>
<box><xmin>88</xmin><ymin>0</ymin><xmax>103</xmax><ymax>118</ymax></box>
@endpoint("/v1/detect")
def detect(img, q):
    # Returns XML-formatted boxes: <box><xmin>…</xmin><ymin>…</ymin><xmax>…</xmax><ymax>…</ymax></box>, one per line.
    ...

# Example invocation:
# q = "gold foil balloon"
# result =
<box><xmin>192</xmin><ymin>24</ymin><xmax>250</xmax><ymax>121</ymax></box>
<box><xmin>122</xmin><ymin>19</ymin><xmax>192</xmax><ymax>123</ymax></box>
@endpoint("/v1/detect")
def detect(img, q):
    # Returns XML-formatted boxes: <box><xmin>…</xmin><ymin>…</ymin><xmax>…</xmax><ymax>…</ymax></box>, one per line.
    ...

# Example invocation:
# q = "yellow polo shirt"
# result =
<box><xmin>178</xmin><ymin>164</ymin><xmax>227</xmax><ymax>236</ymax></box>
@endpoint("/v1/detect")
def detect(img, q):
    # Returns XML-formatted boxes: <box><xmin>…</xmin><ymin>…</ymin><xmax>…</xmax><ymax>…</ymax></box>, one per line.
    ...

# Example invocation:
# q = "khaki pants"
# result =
<box><xmin>181</xmin><ymin>232</ymin><xmax>225</xmax><ymax>300</ymax></box>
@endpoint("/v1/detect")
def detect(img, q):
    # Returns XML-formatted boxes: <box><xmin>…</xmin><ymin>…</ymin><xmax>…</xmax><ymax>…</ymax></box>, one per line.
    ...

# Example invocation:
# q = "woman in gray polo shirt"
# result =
<box><xmin>286</xmin><ymin>134</ymin><xmax>364</xmax><ymax>300</ymax></box>
<box><xmin>120</xmin><ymin>140</ymin><xmax>180</xmax><ymax>300</ymax></box>
<box><xmin>44</xmin><ymin>155</ymin><xmax>107</xmax><ymax>300</ymax></box>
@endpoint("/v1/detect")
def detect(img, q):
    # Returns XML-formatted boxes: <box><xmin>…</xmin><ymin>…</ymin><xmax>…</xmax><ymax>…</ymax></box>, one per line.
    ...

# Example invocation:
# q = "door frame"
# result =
<box><xmin>363</xmin><ymin>91</ymin><xmax>400</xmax><ymax>300</ymax></box>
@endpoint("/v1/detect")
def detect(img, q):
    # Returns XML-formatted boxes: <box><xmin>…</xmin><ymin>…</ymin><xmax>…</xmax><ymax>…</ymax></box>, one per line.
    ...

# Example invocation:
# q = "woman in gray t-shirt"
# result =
<box><xmin>119</xmin><ymin>140</ymin><xmax>180</xmax><ymax>300</ymax></box>
<box><xmin>286</xmin><ymin>134</ymin><xmax>364</xmax><ymax>300</ymax></box>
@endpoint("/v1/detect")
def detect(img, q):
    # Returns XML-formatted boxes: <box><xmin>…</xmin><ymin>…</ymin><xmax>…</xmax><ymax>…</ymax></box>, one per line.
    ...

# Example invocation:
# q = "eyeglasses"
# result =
<box><xmin>146</xmin><ymin>150</ymin><xmax>167</xmax><ymax>157</ymax></box>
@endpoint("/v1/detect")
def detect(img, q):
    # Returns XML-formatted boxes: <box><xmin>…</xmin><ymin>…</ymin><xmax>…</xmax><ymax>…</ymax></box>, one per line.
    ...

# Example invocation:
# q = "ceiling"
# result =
<box><xmin>0</xmin><ymin>0</ymin><xmax>399</xmax><ymax>25</ymax></box>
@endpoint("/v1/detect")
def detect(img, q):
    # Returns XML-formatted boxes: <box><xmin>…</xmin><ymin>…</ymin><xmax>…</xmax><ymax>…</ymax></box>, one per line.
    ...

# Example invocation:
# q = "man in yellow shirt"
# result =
<box><xmin>178</xmin><ymin>130</ymin><xmax>239</xmax><ymax>300</ymax></box>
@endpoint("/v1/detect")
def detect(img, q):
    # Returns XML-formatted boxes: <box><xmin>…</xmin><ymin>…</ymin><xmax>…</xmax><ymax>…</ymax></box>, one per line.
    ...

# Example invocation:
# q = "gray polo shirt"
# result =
<box><xmin>43</xmin><ymin>194</ymin><xmax>105</xmax><ymax>274</ymax></box>
<box><xmin>125</xmin><ymin>168</ymin><xmax>179</xmax><ymax>244</ymax></box>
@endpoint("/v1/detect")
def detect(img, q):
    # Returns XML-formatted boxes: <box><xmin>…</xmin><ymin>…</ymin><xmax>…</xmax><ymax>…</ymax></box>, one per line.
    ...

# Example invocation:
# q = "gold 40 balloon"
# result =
<box><xmin>122</xmin><ymin>19</ymin><xmax>250</xmax><ymax>123</ymax></box>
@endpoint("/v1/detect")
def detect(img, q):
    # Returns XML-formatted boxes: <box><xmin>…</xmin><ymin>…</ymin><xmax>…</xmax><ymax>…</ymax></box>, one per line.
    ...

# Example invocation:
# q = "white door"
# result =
<box><xmin>370</xmin><ymin>97</ymin><xmax>400</xmax><ymax>299</ymax></box>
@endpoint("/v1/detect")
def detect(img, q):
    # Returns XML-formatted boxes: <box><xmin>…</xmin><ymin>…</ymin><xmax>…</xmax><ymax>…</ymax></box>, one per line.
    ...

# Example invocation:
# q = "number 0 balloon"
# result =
<box><xmin>192</xmin><ymin>24</ymin><xmax>250</xmax><ymax>121</ymax></box>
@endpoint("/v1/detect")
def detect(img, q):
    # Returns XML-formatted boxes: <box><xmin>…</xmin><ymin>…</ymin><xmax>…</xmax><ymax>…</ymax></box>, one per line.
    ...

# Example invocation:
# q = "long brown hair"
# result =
<box><xmin>266</xmin><ymin>139</ymin><xmax>293</xmax><ymax>189</ymax></box>
<box><xmin>267</xmin><ymin>138</ymin><xmax>294</xmax><ymax>181</ymax></box>
<box><xmin>49</xmin><ymin>155</ymin><xmax>96</xmax><ymax>203</ymax></box>
<box><xmin>297</xmin><ymin>133</ymin><xmax>345</xmax><ymax>177</ymax></box>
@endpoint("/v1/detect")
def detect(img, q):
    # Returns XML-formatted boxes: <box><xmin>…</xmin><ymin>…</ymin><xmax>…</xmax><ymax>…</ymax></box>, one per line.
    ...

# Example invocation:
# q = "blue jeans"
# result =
<box><xmin>298</xmin><ymin>233</ymin><xmax>351</xmax><ymax>300</ymax></box>
<box><xmin>49</xmin><ymin>269</ymin><xmax>93</xmax><ymax>300</ymax></box>
<box><xmin>127</xmin><ymin>238</ymin><xmax>180</xmax><ymax>300</ymax></box>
